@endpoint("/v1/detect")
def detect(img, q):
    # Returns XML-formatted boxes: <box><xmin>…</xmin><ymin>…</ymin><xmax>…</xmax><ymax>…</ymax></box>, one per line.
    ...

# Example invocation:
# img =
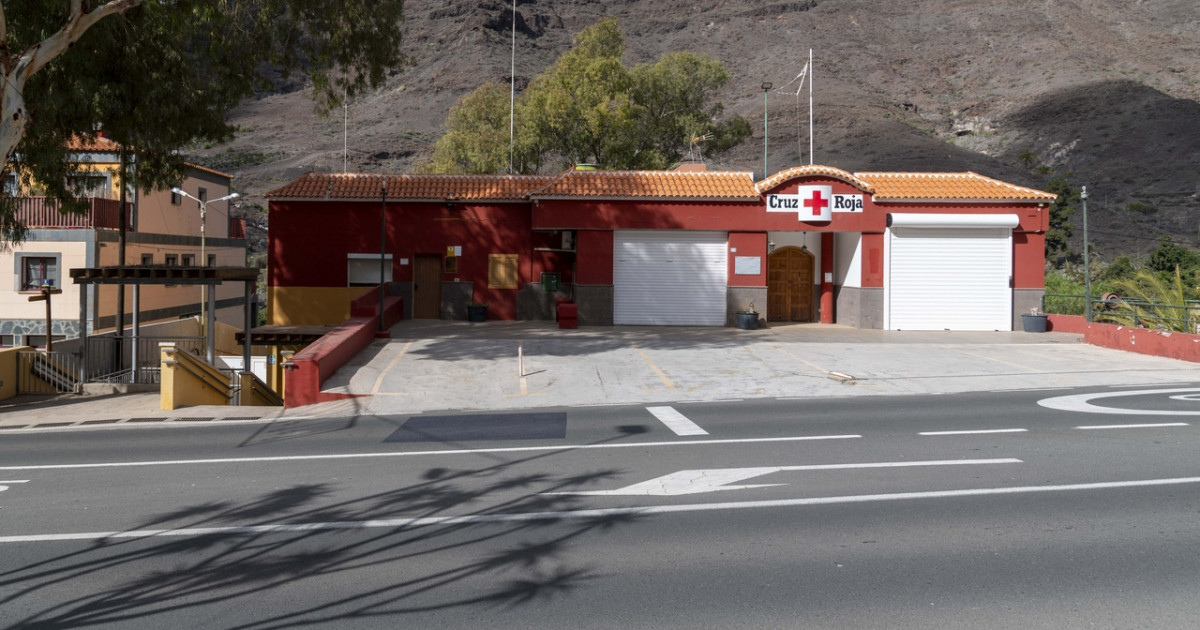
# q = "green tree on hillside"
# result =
<box><xmin>1</xmin><ymin>0</ymin><xmax>406</xmax><ymax>246</ymax></box>
<box><xmin>1044</xmin><ymin>177</ymin><xmax>1078</xmax><ymax>257</ymax></box>
<box><xmin>427</xmin><ymin>18</ymin><xmax>751</xmax><ymax>174</ymax></box>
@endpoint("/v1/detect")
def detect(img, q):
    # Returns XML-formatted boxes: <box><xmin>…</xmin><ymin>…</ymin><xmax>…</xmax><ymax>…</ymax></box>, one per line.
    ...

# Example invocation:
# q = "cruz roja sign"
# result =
<box><xmin>767</xmin><ymin>185</ymin><xmax>863</xmax><ymax>222</ymax></box>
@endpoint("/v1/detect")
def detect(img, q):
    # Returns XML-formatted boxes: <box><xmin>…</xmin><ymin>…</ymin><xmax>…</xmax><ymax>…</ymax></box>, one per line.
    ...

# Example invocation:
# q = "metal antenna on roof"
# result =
<box><xmin>509</xmin><ymin>0</ymin><xmax>516</xmax><ymax>174</ymax></box>
<box><xmin>773</xmin><ymin>56</ymin><xmax>810</xmax><ymax>165</ymax></box>
<box><xmin>343</xmin><ymin>87</ymin><xmax>349</xmax><ymax>172</ymax></box>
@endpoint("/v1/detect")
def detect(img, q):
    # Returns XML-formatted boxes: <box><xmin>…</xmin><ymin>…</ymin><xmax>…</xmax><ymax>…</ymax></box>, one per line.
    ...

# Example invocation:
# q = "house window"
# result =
<box><xmin>141</xmin><ymin>253</ymin><xmax>154</xmax><ymax>265</ymax></box>
<box><xmin>347</xmin><ymin>253</ymin><xmax>393</xmax><ymax>287</ymax></box>
<box><xmin>25</xmin><ymin>334</ymin><xmax>65</xmax><ymax>349</ymax></box>
<box><xmin>444</xmin><ymin>256</ymin><xmax>458</xmax><ymax>274</ymax></box>
<box><xmin>207</xmin><ymin>254</ymin><xmax>216</xmax><ymax>268</ymax></box>
<box><xmin>198</xmin><ymin>187</ymin><xmax>208</xmax><ymax>203</ymax></box>
<box><xmin>488</xmin><ymin>254</ymin><xmax>519</xmax><ymax>289</ymax></box>
<box><xmin>1</xmin><ymin>334</ymin><xmax>16</xmax><ymax>347</ymax></box>
<box><xmin>16</xmin><ymin>254</ymin><xmax>60</xmax><ymax>291</ymax></box>
<box><xmin>2</xmin><ymin>172</ymin><xmax>17</xmax><ymax>196</ymax></box>
<box><xmin>181</xmin><ymin>254</ymin><xmax>195</xmax><ymax>267</ymax></box>
<box><xmin>171</xmin><ymin>189</ymin><xmax>182</xmax><ymax>205</ymax></box>
<box><xmin>165</xmin><ymin>254</ymin><xmax>178</xmax><ymax>266</ymax></box>
<box><xmin>66</xmin><ymin>173</ymin><xmax>110</xmax><ymax>199</ymax></box>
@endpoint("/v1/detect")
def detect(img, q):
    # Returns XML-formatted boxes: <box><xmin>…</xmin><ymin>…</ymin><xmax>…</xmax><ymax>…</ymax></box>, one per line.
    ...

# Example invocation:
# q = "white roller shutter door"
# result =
<box><xmin>614</xmin><ymin>231</ymin><xmax>728</xmax><ymax>326</ymax></box>
<box><xmin>885</xmin><ymin>214</ymin><xmax>1016</xmax><ymax>331</ymax></box>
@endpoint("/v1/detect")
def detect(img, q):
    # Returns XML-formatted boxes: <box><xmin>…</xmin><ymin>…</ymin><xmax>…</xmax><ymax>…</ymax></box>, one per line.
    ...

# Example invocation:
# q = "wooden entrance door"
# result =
<box><xmin>413</xmin><ymin>254</ymin><xmax>442</xmax><ymax>319</ymax></box>
<box><xmin>767</xmin><ymin>246</ymin><xmax>815</xmax><ymax>322</ymax></box>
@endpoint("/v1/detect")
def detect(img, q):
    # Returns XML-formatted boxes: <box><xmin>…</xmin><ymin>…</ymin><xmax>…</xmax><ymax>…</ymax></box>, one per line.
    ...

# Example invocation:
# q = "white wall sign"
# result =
<box><xmin>734</xmin><ymin>256</ymin><xmax>762</xmax><ymax>275</ymax></box>
<box><xmin>832</xmin><ymin>194</ymin><xmax>864</xmax><ymax>212</ymax></box>
<box><xmin>767</xmin><ymin>185</ymin><xmax>833</xmax><ymax>221</ymax></box>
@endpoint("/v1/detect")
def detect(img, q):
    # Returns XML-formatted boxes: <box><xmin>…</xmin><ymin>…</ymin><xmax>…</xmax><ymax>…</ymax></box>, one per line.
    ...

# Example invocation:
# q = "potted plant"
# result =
<box><xmin>466</xmin><ymin>301</ymin><xmax>488</xmax><ymax>322</ymax></box>
<box><xmin>1021</xmin><ymin>307</ymin><xmax>1048</xmax><ymax>333</ymax></box>
<box><xmin>736</xmin><ymin>302</ymin><xmax>759</xmax><ymax>330</ymax></box>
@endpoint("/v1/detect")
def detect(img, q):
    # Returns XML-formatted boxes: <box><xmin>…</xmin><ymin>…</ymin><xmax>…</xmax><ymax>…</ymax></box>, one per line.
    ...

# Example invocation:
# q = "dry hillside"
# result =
<box><xmin>190</xmin><ymin>0</ymin><xmax>1200</xmax><ymax>263</ymax></box>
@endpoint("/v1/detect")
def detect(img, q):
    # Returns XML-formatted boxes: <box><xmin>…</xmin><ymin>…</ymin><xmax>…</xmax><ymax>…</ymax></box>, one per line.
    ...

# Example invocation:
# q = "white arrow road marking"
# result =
<box><xmin>646</xmin><ymin>406</ymin><xmax>708</xmax><ymax>436</ymax></box>
<box><xmin>6</xmin><ymin>475</ymin><xmax>1196</xmax><ymax>545</ymax></box>
<box><xmin>0</xmin><ymin>480</ymin><xmax>29</xmax><ymax>492</ymax></box>
<box><xmin>546</xmin><ymin>458</ymin><xmax>1023</xmax><ymax>496</ymax></box>
<box><xmin>1039</xmin><ymin>388</ymin><xmax>1200</xmax><ymax>415</ymax></box>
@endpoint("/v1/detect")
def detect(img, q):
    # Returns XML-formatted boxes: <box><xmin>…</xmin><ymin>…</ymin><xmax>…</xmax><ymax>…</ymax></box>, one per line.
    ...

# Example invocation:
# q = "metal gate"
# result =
<box><xmin>17</xmin><ymin>350</ymin><xmax>80</xmax><ymax>394</ymax></box>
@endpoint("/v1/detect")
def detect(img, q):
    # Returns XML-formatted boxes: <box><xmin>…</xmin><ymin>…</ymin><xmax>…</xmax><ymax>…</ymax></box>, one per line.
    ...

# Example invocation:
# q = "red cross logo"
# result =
<box><xmin>803</xmin><ymin>189</ymin><xmax>829</xmax><ymax>216</ymax></box>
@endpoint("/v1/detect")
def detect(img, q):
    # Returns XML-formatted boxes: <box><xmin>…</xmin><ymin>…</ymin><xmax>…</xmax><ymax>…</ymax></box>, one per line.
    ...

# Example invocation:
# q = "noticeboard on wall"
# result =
<box><xmin>734</xmin><ymin>256</ymin><xmax>762</xmax><ymax>275</ymax></box>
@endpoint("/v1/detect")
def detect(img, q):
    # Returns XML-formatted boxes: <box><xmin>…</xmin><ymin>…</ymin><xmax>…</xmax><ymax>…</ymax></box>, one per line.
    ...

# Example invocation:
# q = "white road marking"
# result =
<box><xmin>0</xmin><ymin>434</ymin><xmax>861</xmax><ymax>472</ymax></box>
<box><xmin>1076</xmin><ymin>423</ymin><xmax>1189</xmax><ymax>430</ymax></box>
<box><xmin>0</xmin><ymin>480</ymin><xmax>29</xmax><ymax>492</ymax></box>
<box><xmin>919</xmin><ymin>429</ymin><xmax>1028</xmax><ymax>436</ymax></box>
<box><xmin>3</xmin><ymin>476</ymin><xmax>1197</xmax><ymax>544</ymax></box>
<box><xmin>646</xmin><ymin>406</ymin><xmax>709</xmax><ymax>436</ymax></box>
<box><xmin>1039</xmin><ymin>388</ymin><xmax>1200</xmax><ymax>415</ymax></box>
<box><xmin>549</xmin><ymin>458</ymin><xmax>1023</xmax><ymax>496</ymax></box>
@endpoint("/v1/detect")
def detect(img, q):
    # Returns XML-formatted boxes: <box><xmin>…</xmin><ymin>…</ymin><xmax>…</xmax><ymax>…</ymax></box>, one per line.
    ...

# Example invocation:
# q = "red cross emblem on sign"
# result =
<box><xmin>803</xmin><ymin>189</ymin><xmax>829</xmax><ymax>216</ymax></box>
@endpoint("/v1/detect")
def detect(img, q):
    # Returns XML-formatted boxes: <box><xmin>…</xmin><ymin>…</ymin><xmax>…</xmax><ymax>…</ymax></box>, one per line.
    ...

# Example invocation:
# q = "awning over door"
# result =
<box><xmin>614</xmin><ymin>231</ymin><xmax>728</xmax><ymax>326</ymax></box>
<box><xmin>884</xmin><ymin>214</ymin><xmax>1017</xmax><ymax>331</ymax></box>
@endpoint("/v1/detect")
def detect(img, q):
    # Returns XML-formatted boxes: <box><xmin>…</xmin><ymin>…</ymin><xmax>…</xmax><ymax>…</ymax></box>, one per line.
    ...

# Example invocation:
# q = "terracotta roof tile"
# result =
<box><xmin>531</xmin><ymin>169</ymin><xmax>759</xmax><ymax>199</ymax></box>
<box><xmin>266</xmin><ymin>172</ymin><xmax>554</xmax><ymax>201</ymax></box>
<box><xmin>268</xmin><ymin>167</ymin><xmax>1056</xmax><ymax>204</ymax></box>
<box><xmin>854</xmin><ymin>171</ymin><xmax>1057</xmax><ymax>202</ymax></box>
<box><xmin>756</xmin><ymin>165</ymin><xmax>875</xmax><ymax>193</ymax></box>
<box><xmin>185</xmin><ymin>162</ymin><xmax>234</xmax><ymax>181</ymax></box>
<box><xmin>66</xmin><ymin>135</ymin><xmax>121</xmax><ymax>152</ymax></box>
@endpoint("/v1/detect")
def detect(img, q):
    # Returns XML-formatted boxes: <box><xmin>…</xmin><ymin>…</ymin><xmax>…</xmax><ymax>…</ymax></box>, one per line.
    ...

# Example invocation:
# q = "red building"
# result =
<box><xmin>266</xmin><ymin>164</ymin><xmax>1055</xmax><ymax>331</ymax></box>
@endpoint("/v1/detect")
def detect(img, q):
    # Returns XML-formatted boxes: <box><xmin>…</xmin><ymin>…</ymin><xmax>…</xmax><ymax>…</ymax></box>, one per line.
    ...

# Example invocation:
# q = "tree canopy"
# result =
<box><xmin>426</xmin><ymin>18</ymin><xmax>751</xmax><ymax>174</ymax></box>
<box><xmin>1</xmin><ymin>0</ymin><xmax>406</xmax><ymax>245</ymax></box>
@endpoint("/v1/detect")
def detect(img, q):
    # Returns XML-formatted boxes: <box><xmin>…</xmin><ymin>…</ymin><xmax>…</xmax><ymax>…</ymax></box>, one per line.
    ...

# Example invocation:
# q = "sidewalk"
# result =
<box><xmin>3</xmin><ymin>321</ymin><xmax>1198</xmax><ymax>430</ymax></box>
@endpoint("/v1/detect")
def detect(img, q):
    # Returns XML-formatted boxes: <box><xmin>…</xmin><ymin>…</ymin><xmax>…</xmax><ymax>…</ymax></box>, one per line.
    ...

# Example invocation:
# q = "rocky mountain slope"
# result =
<box><xmin>192</xmin><ymin>0</ymin><xmax>1200</xmax><ymax>263</ymax></box>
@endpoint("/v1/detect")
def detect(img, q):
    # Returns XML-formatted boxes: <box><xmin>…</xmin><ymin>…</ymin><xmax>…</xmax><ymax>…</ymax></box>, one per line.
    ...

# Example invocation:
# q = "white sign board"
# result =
<box><xmin>734</xmin><ymin>256</ymin><xmax>762</xmax><ymax>275</ymax></box>
<box><xmin>767</xmin><ymin>185</ymin><xmax>833</xmax><ymax>221</ymax></box>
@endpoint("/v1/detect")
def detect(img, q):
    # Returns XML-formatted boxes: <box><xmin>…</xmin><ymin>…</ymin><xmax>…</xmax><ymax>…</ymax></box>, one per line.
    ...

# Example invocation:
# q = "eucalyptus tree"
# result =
<box><xmin>1</xmin><ymin>0</ymin><xmax>406</xmax><ymax>245</ymax></box>
<box><xmin>428</xmin><ymin>18</ymin><xmax>750</xmax><ymax>174</ymax></box>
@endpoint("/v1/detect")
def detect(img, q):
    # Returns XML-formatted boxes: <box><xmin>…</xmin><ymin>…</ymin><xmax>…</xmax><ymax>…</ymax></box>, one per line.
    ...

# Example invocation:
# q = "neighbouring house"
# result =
<box><xmin>265</xmin><ymin>163</ymin><xmax>1055</xmax><ymax>331</ymax></box>
<box><xmin>1</xmin><ymin>136</ymin><xmax>248</xmax><ymax>347</ymax></box>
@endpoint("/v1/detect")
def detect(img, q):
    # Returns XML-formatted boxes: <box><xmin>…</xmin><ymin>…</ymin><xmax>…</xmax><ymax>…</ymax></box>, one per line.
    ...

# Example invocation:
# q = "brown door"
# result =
<box><xmin>767</xmin><ymin>246</ymin><xmax>815</xmax><ymax>322</ymax></box>
<box><xmin>413</xmin><ymin>254</ymin><xmax>442</xmax><ymax>319</ymax></box>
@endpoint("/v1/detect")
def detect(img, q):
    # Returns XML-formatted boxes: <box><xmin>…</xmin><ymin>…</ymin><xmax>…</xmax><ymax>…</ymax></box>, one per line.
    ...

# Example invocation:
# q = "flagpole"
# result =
<box><xmin>808</xmin><ymin>48</ymin><xmax>814</xmax><ymax>165</ymax></box>
<box><xmin>509</xmin><ymin>0</ymin><xmax>516</xmax><ymax>174</ymax></box>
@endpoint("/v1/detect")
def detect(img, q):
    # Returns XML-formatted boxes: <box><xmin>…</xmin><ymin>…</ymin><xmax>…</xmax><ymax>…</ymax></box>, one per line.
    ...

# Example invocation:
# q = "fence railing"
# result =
<box><xmin>85</xmin><ymin>335</ymin><xmax>208</xmax><ymax>384</ymax></box>
<box><xmin>17</xmin><ymin>350</ymin><xmax>80</xmax><ymax>394</ymax></box>
<box><xmin>1042</xmin><ymin>294</ymin><xmax>1200</xmax><ymax>334</ymax></box>
<box><xmin>10</xmin><ymin>196</ymin><xmax>133</xmax><ymax>230</ymax></box>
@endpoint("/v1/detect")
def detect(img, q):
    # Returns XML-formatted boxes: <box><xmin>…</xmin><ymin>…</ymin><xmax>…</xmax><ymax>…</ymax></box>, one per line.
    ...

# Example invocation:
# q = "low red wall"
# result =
<box><xmin>284</xmin><ymin>316</ymin><xmax>375</xmax><ymax>407</ymax></box>
<box><xmin>350</xmin><ymin>286</ymin><xmax>404</xmax><ymax>329</ymax></box>
<box><xmin>284</xmin><ymin>285</ymin><xmax>404</xmax><ymax>407</ymax></box>
<box><xmin>1048</xmin><ymin>314</ymin><xmax>1200</xmax><ymax>363</ymax></box>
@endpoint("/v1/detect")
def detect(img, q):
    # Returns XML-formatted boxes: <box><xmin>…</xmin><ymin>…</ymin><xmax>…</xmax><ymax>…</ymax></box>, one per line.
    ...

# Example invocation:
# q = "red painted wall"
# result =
<box><xmin>576</xmin><ymin>229</ymin><xmax>614</xmax><ymax>285</ymax></box>
<box><xmin>270</xmin><ymin>200</ymin><xmax>534</xmax><ymax>319</ymax></box>
<box><xmin>1048</xmin><ymin>315</ymin><xmax>1200</xmax><ymax>363</ymax></box>
<box><xmin>861</xmin><ymin>232</ymin><xmax>884</xmax><ymax>287</ymax></box>
<box><xmin>727</xmin><ymin>232</ymin><xmax>767</xmax><ymax>287</ymax></box>
<box><xmin>1013</xmin><ymin>232</ymin><xmax>1046</xmax><ymax>289</ymax></box>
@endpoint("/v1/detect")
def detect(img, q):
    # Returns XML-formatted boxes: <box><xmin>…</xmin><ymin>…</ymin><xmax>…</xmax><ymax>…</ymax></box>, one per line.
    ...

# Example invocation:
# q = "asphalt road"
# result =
<box><xmin>2</xmin><ymin>385</ymin><xmax>1200</xmax><ymax>629</ymax></box>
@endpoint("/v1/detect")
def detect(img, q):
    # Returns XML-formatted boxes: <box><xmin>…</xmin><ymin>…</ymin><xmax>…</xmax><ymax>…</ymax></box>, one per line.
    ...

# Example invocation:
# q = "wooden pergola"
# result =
<box><xmin>69</xmin><ymin>266</ymin><xmax>259</xmax><ymax>383</ymax></box>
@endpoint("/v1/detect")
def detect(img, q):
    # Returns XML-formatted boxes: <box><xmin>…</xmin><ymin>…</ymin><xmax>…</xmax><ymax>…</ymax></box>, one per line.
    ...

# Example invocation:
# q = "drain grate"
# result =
<box><xmin>82</xmin><ymin>419</ymin><xmax>121</xmax><ymax>425</ymax></box>
<box><xmin>129</xmin><ymin>417</ymin><xmax>167</xmax><ymax>423</ymax></box>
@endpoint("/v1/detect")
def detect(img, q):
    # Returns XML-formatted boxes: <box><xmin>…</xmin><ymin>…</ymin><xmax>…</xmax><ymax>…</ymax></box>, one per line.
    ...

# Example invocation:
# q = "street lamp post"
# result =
<box><xmin>1081</xmin><ymin>185</ymin><xmax>1091</xmax><ymax>322</ymax></box>
<box><xmin>171</xmin><ymin>187</ymin><xmax>240</xmax><ymax>359</ymax></box>
<box><xmin>761</xmin><ymin>82</ymin><xmax>772</xmax><ymax>177</ymax></box>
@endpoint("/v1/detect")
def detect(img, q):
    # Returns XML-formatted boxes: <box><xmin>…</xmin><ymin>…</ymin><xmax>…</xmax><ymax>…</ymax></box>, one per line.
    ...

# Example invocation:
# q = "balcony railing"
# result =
<box><xmin>9</xmin><ymin>196</ymin><xmax>133</xmax><ymax>230</ymax></box>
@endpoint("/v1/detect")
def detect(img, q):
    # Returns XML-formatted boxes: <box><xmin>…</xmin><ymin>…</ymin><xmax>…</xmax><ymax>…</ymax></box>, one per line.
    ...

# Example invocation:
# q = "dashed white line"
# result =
<box><xmin>920</xmin><ymin>429</ymin><xmax>1028</xmax><ymax>436</ymax></box>
<box><xmin>1076</xmin><ymin>423</ymin><xmax>1189</xmax><ymax>430</ymax></box>
<box><xmin>0</xmin><ymin>435</ymin><xmax>861</xmax><ymax>472</ymax></box>
<box><xmin>5</xmin><ymin>476</ymin><xmax>1198</xmax><ymax>544</ymax></box>
<box><xmin>646</xmin><ymin>406</ymin><xmax>709</xmax><ymax>436</ymax></box>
